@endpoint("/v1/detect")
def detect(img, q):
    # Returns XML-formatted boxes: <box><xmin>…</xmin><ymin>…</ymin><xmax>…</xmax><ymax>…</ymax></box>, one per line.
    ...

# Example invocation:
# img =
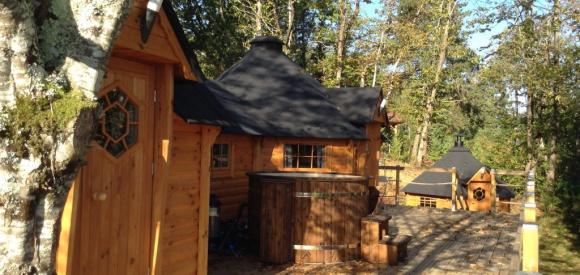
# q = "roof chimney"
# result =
<box><xmin>250</xmin><ymin>36</ymin><xmax>284</xmax><ymax>52</ymax></box>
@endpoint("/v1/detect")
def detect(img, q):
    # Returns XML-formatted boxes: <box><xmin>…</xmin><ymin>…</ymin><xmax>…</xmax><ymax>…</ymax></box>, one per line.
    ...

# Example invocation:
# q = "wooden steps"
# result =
<box><xmin>361</xmin><ymin>214</ymin><xmax>412</xmax><ymax>265</ymax></box>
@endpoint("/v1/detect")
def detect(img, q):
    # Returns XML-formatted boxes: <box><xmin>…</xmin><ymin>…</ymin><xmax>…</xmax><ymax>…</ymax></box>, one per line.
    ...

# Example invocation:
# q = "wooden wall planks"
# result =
<box><xmin>211</xmin><ymin>133</ymin><xmax>381</xmax><ymax>220</ymax></box>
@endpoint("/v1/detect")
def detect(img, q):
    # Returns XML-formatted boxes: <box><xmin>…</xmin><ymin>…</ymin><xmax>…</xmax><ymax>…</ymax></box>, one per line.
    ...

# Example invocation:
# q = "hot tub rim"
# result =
<box><xmin>247</xmin><ymin>171</ymin><xmax>369</xmax><ymax>182</ymax></box>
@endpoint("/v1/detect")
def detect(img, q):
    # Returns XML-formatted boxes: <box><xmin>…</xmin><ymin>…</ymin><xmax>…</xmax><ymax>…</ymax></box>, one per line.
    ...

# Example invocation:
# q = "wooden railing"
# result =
<box><xmin>378</xmin><ymin>165</ymin><xmax>405</xmax><ymax>205</ymax></box>
<box><xmin>494</xmin><ymin>168</ymin><xmax>539</xmax><ymax>273</ymax></box>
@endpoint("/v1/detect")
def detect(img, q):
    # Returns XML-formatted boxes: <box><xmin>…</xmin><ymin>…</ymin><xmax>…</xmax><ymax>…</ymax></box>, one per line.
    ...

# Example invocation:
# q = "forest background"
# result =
<box><xmin>173</xmin><ymin>0</ymin><xmax>578</xmax><ymax>272</ymax></box>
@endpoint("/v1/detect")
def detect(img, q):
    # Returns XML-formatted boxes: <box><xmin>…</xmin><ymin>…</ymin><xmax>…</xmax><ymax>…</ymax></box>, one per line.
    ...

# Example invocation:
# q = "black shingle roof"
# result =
<box><xmin>402</xmin><ymin>145</ymin><xmax>516</xmax><ymax>199</ymax></box>
<box><xmin>327</xmin><ymin>87</ymin><xmax>382</xmax><ymax>126</ymax></box>
<box><xmin>173</xmin><ymin>81</ymin><xmax>232</xmax><ymax>126</ymax></box>
<box><xmin>174</xmin><ymin>36</ymin><xmax>381</xmax><ymax>140</ymax></box>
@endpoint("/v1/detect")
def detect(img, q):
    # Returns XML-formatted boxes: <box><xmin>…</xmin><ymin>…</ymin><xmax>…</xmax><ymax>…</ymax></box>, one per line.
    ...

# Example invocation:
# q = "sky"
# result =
<box><xmin>359</xmin><ymin>0</ymin><xmax>508</xmax><ymax>57</ymax></box>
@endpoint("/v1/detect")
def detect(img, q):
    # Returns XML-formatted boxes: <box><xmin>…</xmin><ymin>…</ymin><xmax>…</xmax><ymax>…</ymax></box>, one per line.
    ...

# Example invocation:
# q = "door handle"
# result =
<box><xmin>92</xmin><ymin>192</ymin><xmax>107</xmax><ymax>201</ymax></box>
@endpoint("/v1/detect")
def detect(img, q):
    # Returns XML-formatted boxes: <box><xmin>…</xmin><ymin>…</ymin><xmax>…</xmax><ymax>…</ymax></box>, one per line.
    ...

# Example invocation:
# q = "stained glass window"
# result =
<box><xmin>95</xmin><ymin>88</ymin><xmax>139</xmax><ymax>157</ymax></box>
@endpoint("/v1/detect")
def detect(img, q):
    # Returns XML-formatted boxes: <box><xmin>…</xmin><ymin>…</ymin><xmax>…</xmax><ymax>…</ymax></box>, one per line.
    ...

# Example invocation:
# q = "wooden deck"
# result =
<box><xmin>377</xmin><ymin>205</ymin><xmax>520</xmax><ymax>274</ymax></box>
<box><xmin>208</xmin><ymin>205</ymin><xmax>520</xmax><ymax>275</ymax></box>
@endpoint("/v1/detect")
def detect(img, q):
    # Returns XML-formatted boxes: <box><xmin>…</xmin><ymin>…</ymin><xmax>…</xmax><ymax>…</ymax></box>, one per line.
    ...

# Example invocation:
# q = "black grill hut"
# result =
<box><xmin>402</xmin><ymin>140</ymin><xmax>515</xmax><ymax>212</ymax></box>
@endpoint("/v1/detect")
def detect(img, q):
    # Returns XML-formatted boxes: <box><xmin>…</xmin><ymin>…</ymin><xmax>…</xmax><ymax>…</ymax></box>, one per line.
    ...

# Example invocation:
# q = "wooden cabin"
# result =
<box><xmin>56</xmin><ymin>1</ymin><xmax>222</xmax><ymax>274</ymax></box>
<box><xmin>402</xmin><ymin>140</ymin><xmax>515</xmax><ymax>212</ymax></box>
<box><xmin>174</xmin><ymin>36</ymin><xmax>388</xmax><ymax>220</ymax></box>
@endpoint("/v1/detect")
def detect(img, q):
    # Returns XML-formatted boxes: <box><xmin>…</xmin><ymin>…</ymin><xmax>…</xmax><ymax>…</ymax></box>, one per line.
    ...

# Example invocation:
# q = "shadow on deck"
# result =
<box><xmin>208</xmin><ymin>205</ymin><xmax>520</xmax><ymax>275</ymax></box>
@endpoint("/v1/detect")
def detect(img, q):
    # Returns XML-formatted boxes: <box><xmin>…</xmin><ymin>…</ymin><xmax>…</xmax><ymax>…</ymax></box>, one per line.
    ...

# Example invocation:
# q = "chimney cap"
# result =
<box><xmin>250</xmin><ymin>36</ymin><xmax>284</xmax><ymax>51</ymax></box>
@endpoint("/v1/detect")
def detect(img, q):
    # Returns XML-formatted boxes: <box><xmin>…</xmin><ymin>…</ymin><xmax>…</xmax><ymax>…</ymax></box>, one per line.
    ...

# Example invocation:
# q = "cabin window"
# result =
<box><xmin>419</xmin><ymin>197</ymin><xmax>436</xmax><ymax>208</ymax></box>
<box><xmin>283</xmin><ymin>144</ymin><xmax>325</xmax><ymax>168</ymax></box>
<box><xmin>473</xmin><ymin>187</ymin><xmax>486</xmax><ymax>201</ymax></box>
<box><xmin>212</xmin><ymin>144</ymin><xmax>230</xmax><ymax>168</ymax></box>
<box><xmin>95</xmin><ymin>88</ymin><xmax>139</xmax><ymax>157</ymax></box>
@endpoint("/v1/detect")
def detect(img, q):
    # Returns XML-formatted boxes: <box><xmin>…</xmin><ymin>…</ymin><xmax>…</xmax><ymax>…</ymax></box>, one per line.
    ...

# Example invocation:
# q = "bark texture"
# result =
<box><xmin>411</xmin><ymin>0</ymin><xmax>455</xmax><ymax>166</ymax></box>
<box><xmin>0</xmin><ymin>0</ymin><xmax>132</xmax><ymax>273</ymax></box>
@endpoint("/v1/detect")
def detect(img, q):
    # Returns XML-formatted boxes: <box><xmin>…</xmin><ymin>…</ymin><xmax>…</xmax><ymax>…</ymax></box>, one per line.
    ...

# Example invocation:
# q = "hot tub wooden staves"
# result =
<box><xmin>248</xmin><ymin>172</ymin><xmax>369</xmax><ymax>264</ymax></box>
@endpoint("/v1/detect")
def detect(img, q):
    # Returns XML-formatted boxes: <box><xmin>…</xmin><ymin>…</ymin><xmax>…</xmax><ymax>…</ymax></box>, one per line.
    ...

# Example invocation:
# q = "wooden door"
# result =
<box><xmin>73</xmin><ymin>57</ymin><xmax>155</xmax><ymax>274</ymax></box>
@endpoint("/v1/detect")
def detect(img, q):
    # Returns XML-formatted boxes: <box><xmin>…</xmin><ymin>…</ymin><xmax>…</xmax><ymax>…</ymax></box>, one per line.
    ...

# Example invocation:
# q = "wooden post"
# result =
<box><xmin>491</xmin><ymin>169</ymin><xmax>497</xmax><ymax>212</ymax></box>
<box><xmin>451</xmin><ymin>167</ymin><xmax>457</xmax><ymax>211</ymax></box>
<box><xmin>394</xmin><ymin>166</ymin><xmax>399</xmax><ymax>205</ymax></box>
<box><xmin>197</xmin><ymin>126</ymin><xmax>220</xmax><ymax>275</ymax></box>
<box><xmin>522</xmin><ymin>223</ymin><xmax>539</xmax><ymax>272</ymax></box>
<box><xmin>521</xmin><ymin>169</ymin><xmax>538</xmax><ymax>272</ymax></box>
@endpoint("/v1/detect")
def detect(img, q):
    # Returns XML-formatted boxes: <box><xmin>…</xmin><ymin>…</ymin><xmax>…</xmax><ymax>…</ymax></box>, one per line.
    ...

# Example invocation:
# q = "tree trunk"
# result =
<box><xmin>525</xmin><ymin>87</ymin><xmax>535</xmax><ymax>172</ymax></box>
<box><xmin>335</xmin><ymin>0</ymin><xmax>360</xmax><ymax>87</ymax></box>
<box><xmin>0</xmin><ymin>0</ymin><xmax>131</xmax><ymax>273</ymax></box>
<box><xmin>410</xmin><ymin>126</ymin><xmax>421</xmax><ymax>165</ymax></box>
<box><xmin>359</xmin><ymin>64</ymin><xmax>368</xmax><ymax>87</ymax></box>
<box><xmin>371</xmin><ymin>29</ymin><xmax>385</xmax><ymax>87</ymax></box>
<box><xmin>255</xmin><ymin>0</ymin><xmax>263</xmax><ymax>35</ymax></box>
<box><xmin>335</xmin><ymin>0</ymin><xmax>347</xmax><ymax>87</ymax></box>
<box><xmin>284</xmin><ymin>0</ymin><xmax>296</xmax><ymax>52</ymax></box>
<box><xmin>414</xmin><ymin>0</ymin><xmax>456</xmax><ymax>166</ymax></box>
<box><xmin>546</xmin><ymin>0</ymin><xmax>561</xmax><ymax>183</ymax></box>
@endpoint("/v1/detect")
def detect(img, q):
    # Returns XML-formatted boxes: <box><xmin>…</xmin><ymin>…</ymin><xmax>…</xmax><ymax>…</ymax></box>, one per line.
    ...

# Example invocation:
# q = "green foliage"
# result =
<box><xmin>0</xmin><ymin>81</ymin><xmax>94</xmax><ymax>161</ymax></box>
<box><xmin>539</xmin><ymin>214</ymin><xmax>580</xmax><ymax>273</ymax></box>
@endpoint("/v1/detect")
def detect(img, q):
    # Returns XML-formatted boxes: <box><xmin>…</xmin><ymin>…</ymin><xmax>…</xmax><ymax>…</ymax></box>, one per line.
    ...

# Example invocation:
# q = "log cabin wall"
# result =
<box><xmin>211</xmin><ymin>133</ymin><xmax>380</xmax><ymax>220</ymax></box>
<box><xmin>161</xmin><ymin>116</ymin><xmax>219</xmax><ymax>274</ymax></box>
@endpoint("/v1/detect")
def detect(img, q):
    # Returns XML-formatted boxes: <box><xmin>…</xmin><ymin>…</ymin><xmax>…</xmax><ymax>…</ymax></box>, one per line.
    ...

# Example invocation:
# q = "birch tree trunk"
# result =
<box><xmin>284</xmin><ymin>0</ymin><xmax>296</xmax><ymax>51</ymax></box>
<box><xmin>371</xmin><ymin>29</ymin><xmax>385</xmax><ymax>87</ymax></box>
<box><xmin>255</xmin><ymin>0</ymin><xmax>263</xmax><ymax>36</ymax></box>
<box><xmin>412</xmin><ymin>0</ymin><xmax>456</xmax><ymax>166</ymax></box>
<box><xmin>0</xmin><ymin>0</ymin><xmax>131</xmax><ymax>273</ymax></box>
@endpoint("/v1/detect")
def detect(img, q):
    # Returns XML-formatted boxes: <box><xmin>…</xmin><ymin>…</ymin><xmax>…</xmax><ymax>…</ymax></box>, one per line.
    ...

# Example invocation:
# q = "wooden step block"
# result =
<box><xmin>361</xmin><ymin>242</ymin><xmax>389</xmax><ymax>264</ymax></box>
<box><xmin>361</xmin><ymin>215</ymin><xmax>391</xmax><ymax>242</ymax></box>
<box><xmin>382</xmin><ymin>234</ymin><xmax>412</xmax><ymax>265</ymax></box>
<box><xmin>361</xmin><ymin>215</ymin><xmax>391</xmax><ymax>263</ymax></box>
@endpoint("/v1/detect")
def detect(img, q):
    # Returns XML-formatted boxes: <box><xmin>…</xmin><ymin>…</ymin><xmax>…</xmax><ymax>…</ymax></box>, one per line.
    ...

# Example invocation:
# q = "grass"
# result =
<box><xmin>539</xmin><ymin>214</ymin><xmax>580</xmax><ymax>274</ymax></box>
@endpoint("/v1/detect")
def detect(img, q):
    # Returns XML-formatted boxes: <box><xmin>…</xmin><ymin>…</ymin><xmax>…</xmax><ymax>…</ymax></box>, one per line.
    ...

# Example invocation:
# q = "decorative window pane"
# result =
<box><xmin>212</xmin><ymin>144</ymin><xmax>230</xmax><ymax>168</ymax></box>
<box><xmin>95</xmin><ymin>88</ymin><xmax>139</xmax><ymax>157</ymax></box>
<box><xmin>473</xmin><ymin>187</ymin><xmax>486</xmax><ymax>201</ymax></box>
<box><xmin>283</xmin><ymin>144</ymin><xmax>326</xmax><ymax>168</ymax></box>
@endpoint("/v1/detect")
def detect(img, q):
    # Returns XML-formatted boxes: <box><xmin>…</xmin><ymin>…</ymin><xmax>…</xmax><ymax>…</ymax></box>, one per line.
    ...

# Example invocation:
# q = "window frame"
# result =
<box><xmin>211</xmin><ymin>143</ymin><xmax>231</xmax><ymax>169</ymax></box>
<box><xmin>419</xmin><ymin>196</ymin><xmax>436</xmax><ymax>208</ymax></box>
<box><xmin>283</xmin><ymin>144</ymin><xmax>327</xmax><ymax>169</ymax></box>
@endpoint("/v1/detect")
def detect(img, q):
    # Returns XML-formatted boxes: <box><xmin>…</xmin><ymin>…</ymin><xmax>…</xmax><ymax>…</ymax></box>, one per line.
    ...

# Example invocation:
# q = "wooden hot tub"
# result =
<box><xmin>248</xmin><ymin>172</ymin><xmax>369</xmax><ymax>264</ymax></box>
